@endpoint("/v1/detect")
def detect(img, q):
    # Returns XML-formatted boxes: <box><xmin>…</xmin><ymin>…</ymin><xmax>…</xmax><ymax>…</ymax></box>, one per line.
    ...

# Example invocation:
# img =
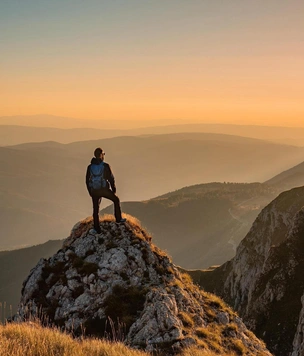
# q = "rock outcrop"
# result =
<box><xmin>192</xmin><ymin>186</ymin><xmax>304</xmax><ymax>356</ymax></box>
<box><xmin>292</xmin><ymin>294</ymin><xmax>304</xmax><ymax>356</ymax></box>
<box><xmin>16</xmin><ymin>214</ymin><xmax>270</xmax><ymax>355</ymax></box>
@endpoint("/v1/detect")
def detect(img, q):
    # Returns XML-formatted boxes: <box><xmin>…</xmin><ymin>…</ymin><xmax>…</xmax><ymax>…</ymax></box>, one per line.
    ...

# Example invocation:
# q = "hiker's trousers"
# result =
<box><xmin>91</xmin><ymin>188</ymin><xmax>122</xmax><ymax>228</ymax></box>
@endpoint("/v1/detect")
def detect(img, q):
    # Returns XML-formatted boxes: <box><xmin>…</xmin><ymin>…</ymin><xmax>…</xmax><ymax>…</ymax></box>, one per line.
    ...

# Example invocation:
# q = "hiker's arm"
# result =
<box><xmin>107</xmin><ymin>165</ymin><xmax>116</xmax><ymax>193</ymax></box>
<box><xmin>85</xmin><ymin>166</ymin><xmax>91</xmax><ymax>195</ymax></box>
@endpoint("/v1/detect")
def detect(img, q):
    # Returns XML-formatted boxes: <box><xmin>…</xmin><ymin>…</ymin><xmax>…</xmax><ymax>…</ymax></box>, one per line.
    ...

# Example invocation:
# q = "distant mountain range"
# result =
<box><xmin>266</xmin><ymin>160</ymin><xmax>304</xmax><ymax>191</ymax></box>
<box><xmin>0</xmin><ymin>114</ymin><xmax>199</xmax><ymax>130</ymax></box>
<box><xmin>2</xmin><ymin>116</ymin><xmax>304</xmax><ymax>146</ymax></box>
<box><xmin>1</xmin><ymin>133</ymin><xmax>304</xmax><ymax>249</ymax></box>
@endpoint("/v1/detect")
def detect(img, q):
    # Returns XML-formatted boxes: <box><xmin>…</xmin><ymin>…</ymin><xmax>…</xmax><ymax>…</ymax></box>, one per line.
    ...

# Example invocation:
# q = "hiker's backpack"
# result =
<box><xmin>89</xmin><ymin>163</ymin><xmax>107</xmax><ymax>190</ymax></box>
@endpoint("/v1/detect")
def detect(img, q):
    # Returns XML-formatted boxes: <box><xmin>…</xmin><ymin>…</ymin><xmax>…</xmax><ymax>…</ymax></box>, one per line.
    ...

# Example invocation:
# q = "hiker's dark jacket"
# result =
<box><xmin>86</xmin><ymin>158</ymin><xmax>116</xmax><ymax>195</ymax></box>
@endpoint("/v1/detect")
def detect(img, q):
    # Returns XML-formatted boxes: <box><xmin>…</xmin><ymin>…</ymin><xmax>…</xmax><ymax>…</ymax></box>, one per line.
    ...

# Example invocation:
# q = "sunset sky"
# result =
<box><xmin>1</xmin><ymin>0</ymin><xmax>303</xmax><ymax>126</ymax></box>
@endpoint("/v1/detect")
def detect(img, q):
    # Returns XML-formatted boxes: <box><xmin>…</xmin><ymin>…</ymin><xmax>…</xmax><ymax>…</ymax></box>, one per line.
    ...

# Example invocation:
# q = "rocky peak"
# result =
<box><xmin>196</xmin><ymin>186</ymin><xmax>304</xmax><ymax>355</ymax></box>
<box><xmin>224</xmin><ymin>187</ymin><xmax>304</xmax><ymax>312</ymax></box>
<box><xmin>16</xmin><ymin>214</ymin><xmax>270</xmax><ymax>355</ymax></box>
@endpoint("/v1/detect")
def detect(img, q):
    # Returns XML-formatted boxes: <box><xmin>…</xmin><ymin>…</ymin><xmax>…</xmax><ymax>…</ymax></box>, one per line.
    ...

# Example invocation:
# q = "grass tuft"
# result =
<box><xmin>178</xmin><ymin>311</ymin><xmax>195</xmax><ymax>328</ymax></box>
<box><xmin>0</xmin><ymin>321</ymin><xmax>148</xmax><ymax>356</ymax></box>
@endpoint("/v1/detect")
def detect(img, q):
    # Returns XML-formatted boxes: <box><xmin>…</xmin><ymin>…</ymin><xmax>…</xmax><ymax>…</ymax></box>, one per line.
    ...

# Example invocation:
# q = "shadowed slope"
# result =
<box><xmin>266</xmin><ymin>160</ymin><xmax>304</xmax><ymax>191</ymax></box>
<box><xmin>189</xmin><ymin>186</ymin><xmax>304</xmax><ymax>355</ymax></box>
<box><xmin>0</xmin><ymin>240</ymin><xmax>62</xmax><ymax>318</ymax></box>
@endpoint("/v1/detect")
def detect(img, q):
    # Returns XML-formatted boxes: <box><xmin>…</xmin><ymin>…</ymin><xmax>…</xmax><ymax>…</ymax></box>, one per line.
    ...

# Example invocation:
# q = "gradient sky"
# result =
<box><xmin>1</xmin><ymin>0</ymin><xmax>303</xmax><ymax>126</ymax></box>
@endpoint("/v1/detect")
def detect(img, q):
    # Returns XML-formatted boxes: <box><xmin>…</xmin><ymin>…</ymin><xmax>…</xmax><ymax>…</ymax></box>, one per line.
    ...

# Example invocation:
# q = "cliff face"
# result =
<box><xmin>195</xmin><ymin>187</ymin><xmax>304</xmax><ymax>356</ymax></box>
<box><xmin>292</xmin><ymin>294</ymin><xmax>304</xmax><ymax>356</ymax></box>
<box><xmin>16</xmin><ymin>215</ymin><xmax>270</xmax><ymax>355</ymax></box>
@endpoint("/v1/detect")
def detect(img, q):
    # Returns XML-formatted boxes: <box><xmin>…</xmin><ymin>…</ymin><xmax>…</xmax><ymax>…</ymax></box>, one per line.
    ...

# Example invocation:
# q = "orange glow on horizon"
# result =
<box><xmin>1</xmin><ymin>54</ymin><xmax>303</xmax><ymax>127</ymax></box>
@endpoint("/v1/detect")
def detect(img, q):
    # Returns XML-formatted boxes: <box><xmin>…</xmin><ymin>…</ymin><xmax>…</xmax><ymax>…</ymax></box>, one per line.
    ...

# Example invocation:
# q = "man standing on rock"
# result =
<box><xmin>86</xmin><ymin>147</ymin><xmax>126</xmax><ymax>232</ymax></box>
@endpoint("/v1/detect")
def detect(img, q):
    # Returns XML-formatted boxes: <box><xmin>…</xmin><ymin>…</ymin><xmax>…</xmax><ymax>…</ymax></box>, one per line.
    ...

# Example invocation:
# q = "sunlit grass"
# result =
<box><xmin>0</xmin><ymin>321</ymin><xmax>256</xmax><ymax>356</ymax></box>
<box><xmin>180</xmin><ymin>346</ymin><xmax>236</xmax><ymax>356</ymax></box>
<box><xmin>0</xmin><ymin>321</ymin><xmax>148</xmax><ymax>356</ymax></box>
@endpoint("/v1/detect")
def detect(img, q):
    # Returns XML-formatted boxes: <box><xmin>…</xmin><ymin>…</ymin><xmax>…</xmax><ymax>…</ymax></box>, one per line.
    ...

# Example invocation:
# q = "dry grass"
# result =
<box><xmin>0</xmin><ymin>321</ymin><xmax>148</xmax><ymax>356</ymax></box>
<box><xmin>180</xmin><ymin>272</ymin><xmax>193</xmax><ymax>284</ymax></box>
<box><xmin>100</xmin><ymin>213</ymin><xmax>142</xmax><ymax>230</ymax></box>
<box><xmin>70</xmin><ymin>213</ymin><xmax>143</xmax><ymax>233</ymax></box>
<box><xmin>66</xmin><ymin>214</ymin><xmax>152</xmax><ymax>248</ymax></box>
<box><xmin>200</xmin><ymin>290</ymin><xmax>236</xmax><ymax>318</ymax></box>
<box><xmin>180</xmin><ymin>346</ymin><xmax>236</xmax><ymax>356</ymax></box>
<box><xmin>99</xmin><ymin>213</ymin><xmax>116</xmax><ymax>223</ymax></box>
<box><xmin>178</xmin><ymin>311</ymin><xmax>195</xmax><ymax>328</ymax></box>
<box><xmin>102</xmin><ymin>213</ymin><xmax>153</xmax><ymax>243</ymax></box>
<box><xmin>0</xmin><ymin>322</ymin><xmax>251</xmax><ymax>356</ymax></box>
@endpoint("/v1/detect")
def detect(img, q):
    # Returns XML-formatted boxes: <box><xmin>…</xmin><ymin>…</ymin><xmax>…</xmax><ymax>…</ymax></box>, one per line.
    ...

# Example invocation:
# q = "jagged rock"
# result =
<box><xmin>217</xmin><ymin>311</ymin><xmax>230</xmax><ymax>325</ymax></box>
<box><xmin>194</xmin><ymin>186</ymin><xmax>304</xmax><ymax>356</ymax></box>
<box><xmin>16</xmin><ymin>214</ymin><xmax>271</xmax><ymax>355</ymax></box>
<box><xmin>292</xmin><ymin>295</ymin><xmax>304</xmax><ymax>356</ymax></box>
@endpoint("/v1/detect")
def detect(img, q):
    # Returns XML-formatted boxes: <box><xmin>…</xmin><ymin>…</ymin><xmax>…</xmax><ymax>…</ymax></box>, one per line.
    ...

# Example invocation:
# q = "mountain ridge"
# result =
<box><xmin>188</xmin><ymin>186</ymin><xmax>304</xmax><ymax>355</ymax></box>
<box><xmin>2</xmin><ymin>118</ymin><xmax>304</xmax><ymax>146</ymax></box>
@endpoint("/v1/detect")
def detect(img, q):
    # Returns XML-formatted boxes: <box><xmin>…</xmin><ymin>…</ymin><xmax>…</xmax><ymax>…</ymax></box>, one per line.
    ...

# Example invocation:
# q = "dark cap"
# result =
<box><xmin>94</xmin><ymin>147</ymin><xmax>103</xmax><ymax>158</ymax></box>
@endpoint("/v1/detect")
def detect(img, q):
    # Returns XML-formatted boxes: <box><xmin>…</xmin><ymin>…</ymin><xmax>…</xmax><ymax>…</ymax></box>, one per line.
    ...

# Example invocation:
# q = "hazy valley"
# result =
<box><xmin>1</xmin><ymin>132</ymin><xmax>304</xmax><ymax>250</ymax></box>
<box><xmin>103</xmin><ymin>182</ymin><xmax>278</xmax><ymax>268</ymax></box>
<box><xmin>1</xmin><ymin>125</ymin><xmax>304</xmax><ymax>355</ymax></box>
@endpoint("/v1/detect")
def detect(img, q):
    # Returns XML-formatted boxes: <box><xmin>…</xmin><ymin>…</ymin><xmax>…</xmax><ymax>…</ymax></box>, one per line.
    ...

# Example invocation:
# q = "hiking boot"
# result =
<box><xmin>116</xmin><ymin>218</ymin><xmax>126</xmax><ymax>224</ymax></box>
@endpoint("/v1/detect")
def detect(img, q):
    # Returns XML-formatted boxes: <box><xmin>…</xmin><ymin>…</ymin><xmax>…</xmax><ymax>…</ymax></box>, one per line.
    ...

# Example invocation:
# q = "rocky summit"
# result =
<box><xmin>16</xmin><ymin>214</ymin><xmax>271</xmax><ymax>355</ymax></box>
